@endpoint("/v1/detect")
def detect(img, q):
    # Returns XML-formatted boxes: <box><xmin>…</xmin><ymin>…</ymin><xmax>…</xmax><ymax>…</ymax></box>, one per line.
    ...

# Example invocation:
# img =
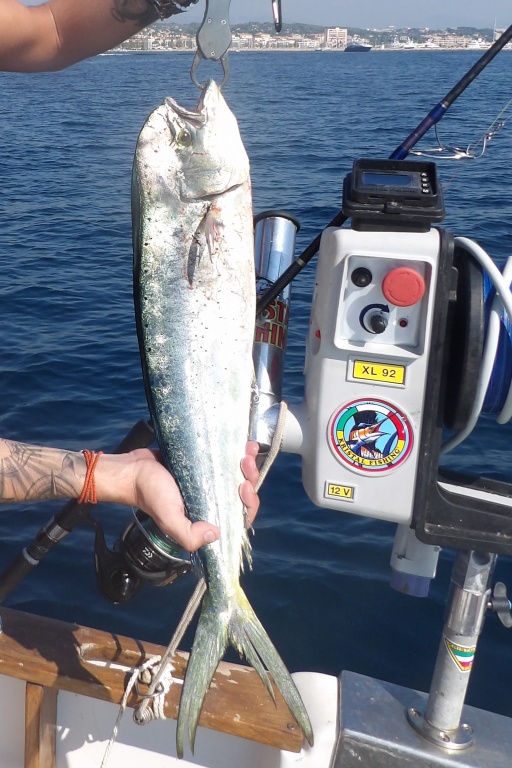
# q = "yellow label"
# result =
<box><xmin>326</xmin><ymin>483</ymin><xmax>354</xmax><ymax>500</ymax></box>
<box><xmin>353</xmin><ymin>360</ymin><xmax>405</xmax><ymax>385</ymax></box>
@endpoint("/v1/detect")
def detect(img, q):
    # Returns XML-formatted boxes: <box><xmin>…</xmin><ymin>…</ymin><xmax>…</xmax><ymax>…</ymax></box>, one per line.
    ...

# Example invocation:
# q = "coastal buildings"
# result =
<box><xmin>114</xmin><ymin>25</ymin><xmax>506</xmax><ymax>53</ymax></box>
<box><xmin>325</xmin><ymin>27</ymin><xmax>348</xmax><ymax>50</ymax></box>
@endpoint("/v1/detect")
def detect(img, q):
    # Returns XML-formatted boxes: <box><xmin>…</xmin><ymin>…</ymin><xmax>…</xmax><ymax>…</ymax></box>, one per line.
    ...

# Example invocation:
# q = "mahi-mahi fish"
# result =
<box><xmin>132</xmin><ymin>81</ymin><xmax>313</xmax><ymax>756</ymax></box>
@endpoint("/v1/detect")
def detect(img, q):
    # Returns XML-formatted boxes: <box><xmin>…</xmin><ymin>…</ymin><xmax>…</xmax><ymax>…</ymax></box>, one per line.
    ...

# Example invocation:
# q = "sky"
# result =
<box><xmin>21</xmin><ymin>2</ymin><xmax>510</xmax><ymax>30</ymax></box>
<box><xmin>182</xmin><ymin>1</ymin><xmax>510</xmax><ymax>30</ymax></box>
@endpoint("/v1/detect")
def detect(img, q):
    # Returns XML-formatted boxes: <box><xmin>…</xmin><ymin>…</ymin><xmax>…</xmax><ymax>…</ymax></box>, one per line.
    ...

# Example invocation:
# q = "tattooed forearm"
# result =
<box><xmin>0</xmin><ymin>440</ymin><xmax>84</xmax><ymax>502</ymax></box>
<box><xmin>111</xmin><ymin>0</ymin><xmax>158</xmax><ymax>27</ymax></box>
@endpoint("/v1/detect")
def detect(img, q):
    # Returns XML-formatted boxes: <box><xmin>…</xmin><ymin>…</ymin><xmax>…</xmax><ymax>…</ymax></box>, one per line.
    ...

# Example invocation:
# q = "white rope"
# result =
<box><xmin>138</xmin><ymin>658</ymin><xmax>175</xmax><ymax>720</ymax></box>
<box><xmin>100</xmin><ymin>654</ymin><xmax>169</xmax><ymax>768</ymax></box>
<box><xmin>133</xmin><ymin>578</ymin><xmax>206</xmax><ymax>724</ymax></box>
<box><xmin>254</xmin><ymin>401</ymin><xmax>288</xmax><ymax>492</ymax></box>
<box><xmin>100</xmin><ymin>579</ymin><xmax>206</xmax><ymax>768</ymax></box>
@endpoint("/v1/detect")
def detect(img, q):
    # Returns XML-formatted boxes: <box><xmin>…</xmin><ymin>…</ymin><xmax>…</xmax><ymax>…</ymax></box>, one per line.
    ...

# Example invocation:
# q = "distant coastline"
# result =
<box><xmin>113</xmin><ymin>21</ymin><xmax>507</xmax><ymax>55</ymax></box>
<box><xmin>110</xmin><ymin>47</ymin><xmax>511</xmax><ymax>54</ymax></box>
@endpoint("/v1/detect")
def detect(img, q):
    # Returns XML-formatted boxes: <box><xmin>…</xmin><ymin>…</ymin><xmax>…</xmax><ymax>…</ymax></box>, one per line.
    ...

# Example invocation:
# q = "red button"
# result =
<box><xmin>382</xmin><ymin>267</ymin><xmax>425</xmax><ymax>307</ymax></box>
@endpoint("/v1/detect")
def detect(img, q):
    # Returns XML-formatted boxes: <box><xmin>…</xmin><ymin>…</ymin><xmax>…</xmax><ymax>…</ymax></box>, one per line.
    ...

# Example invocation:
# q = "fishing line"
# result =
<box><xmin>411</xmin><ymin>97</ymin><xmax>512</xmax><ymax>190</ymax></box>
<box><xmin>411</xmin><ymin>99</ymin><xmax>510</xmax><ymax>161</ymax></box>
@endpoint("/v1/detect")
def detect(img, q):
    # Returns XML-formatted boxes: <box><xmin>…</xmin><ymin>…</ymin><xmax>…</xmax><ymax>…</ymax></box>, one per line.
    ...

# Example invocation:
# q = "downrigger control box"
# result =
<box><xmin>283</xmin><ymin>159</ymin><xmax>451</xmax><ymax>526</ymax></box>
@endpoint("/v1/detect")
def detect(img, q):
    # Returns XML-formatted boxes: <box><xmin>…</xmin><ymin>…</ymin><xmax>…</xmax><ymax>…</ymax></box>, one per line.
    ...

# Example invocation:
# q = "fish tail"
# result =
<box><xmin>230</xmin><ymin>588</ymin><xmax>314</xmax><ymax>748</ymax></box>
<box><xmin>176</xmin><ymin>586</ymin><xmax>229</xmax><ymax>758</ymax></box>
<box><xmin>176</xmin><ymin>585</ymin><xmax>314</xmax><ymax>757</ymax></box>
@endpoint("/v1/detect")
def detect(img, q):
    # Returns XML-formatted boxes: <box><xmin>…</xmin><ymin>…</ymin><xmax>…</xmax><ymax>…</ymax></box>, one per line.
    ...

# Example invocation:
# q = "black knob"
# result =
<box><xmin>490</xmin><ymin>582</ymin><xmax>512</xmax><ymax>628</ymax></box>
<box><xmin>351</xmin><ymin>267</ymin><xmax>372</xmax><ymax>287</ymax></box>
<box><xmin>369</xmin><ymin>313</ymin><xmax>388</xmax><ymax>334</ymax></box>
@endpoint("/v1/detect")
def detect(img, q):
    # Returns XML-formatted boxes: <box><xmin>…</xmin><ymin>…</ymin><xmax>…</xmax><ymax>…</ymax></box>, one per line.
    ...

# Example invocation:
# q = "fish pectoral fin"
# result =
<box><xmin>186</xmin><ymin>206</ymin><xmax>224</xmax><ymax>284</ymax></box>
<box><xmin>204</xmin><ymin>205</ymin><xmax>224</xmax><ymax>259</ymax></box>
<box><xmin>187</xmin><ymin>218</ymin><xmax>208</xmax><ymax>286</ymax></box>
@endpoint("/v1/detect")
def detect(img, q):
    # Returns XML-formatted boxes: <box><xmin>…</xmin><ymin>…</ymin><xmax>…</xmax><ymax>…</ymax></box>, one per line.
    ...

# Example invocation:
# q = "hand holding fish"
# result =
<box><xmin>127</xmin><ymin>441</ymin><xmax>260</xmax><ymax>552</ymax></box>
<box><xmin>0</xmin><ymin>438</ymin><xmax>259</xmax><ymax>556</ymax></box>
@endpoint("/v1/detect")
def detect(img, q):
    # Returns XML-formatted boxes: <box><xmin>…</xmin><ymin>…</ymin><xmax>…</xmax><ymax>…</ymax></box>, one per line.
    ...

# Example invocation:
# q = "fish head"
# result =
<box><xmin>135</xmin><ymin>80</ymin><xmax>249</xmax><ymax>205</ymax></box>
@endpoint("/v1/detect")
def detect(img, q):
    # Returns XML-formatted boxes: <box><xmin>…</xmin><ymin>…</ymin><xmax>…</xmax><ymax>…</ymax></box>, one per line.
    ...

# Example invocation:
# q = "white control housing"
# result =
<box><xmin>283</xmin><ymin>226</ymin><xmax>443</xmax><ymax>524</ymax></box>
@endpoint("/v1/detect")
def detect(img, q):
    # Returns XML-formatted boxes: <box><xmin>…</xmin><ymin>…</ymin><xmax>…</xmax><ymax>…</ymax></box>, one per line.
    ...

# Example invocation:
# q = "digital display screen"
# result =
<box><xmin>362</xmin><ymin>171</ymin><xmax>414</xmax><ymax>188</ymax></box>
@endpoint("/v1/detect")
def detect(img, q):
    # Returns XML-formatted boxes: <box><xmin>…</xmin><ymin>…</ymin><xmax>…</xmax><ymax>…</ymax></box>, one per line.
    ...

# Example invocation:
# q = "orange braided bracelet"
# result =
<box><xmin>78</xmin><ymin>449</ymin><xmax>103</xmax><ymax>505</ymax></box>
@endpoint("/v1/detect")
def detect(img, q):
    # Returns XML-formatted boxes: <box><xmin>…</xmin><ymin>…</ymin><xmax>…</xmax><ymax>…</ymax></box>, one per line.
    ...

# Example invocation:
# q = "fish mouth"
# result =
<box><xmin>164</xmin><ymin>80</ymin><xmax>220</xmax><ymax>128</ymax></box>
<box><xmin>164</xmin><ymin>96</ymin><xmax>207</xmax><ymax>128</ymax></box>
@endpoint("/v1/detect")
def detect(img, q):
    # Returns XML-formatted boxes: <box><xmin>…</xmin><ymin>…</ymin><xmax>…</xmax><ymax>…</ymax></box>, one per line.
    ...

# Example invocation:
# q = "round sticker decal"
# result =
<box><xmin>329</xmin><ymin>398</ymin><xmax>413</xmax><ymax>473</ymax></box>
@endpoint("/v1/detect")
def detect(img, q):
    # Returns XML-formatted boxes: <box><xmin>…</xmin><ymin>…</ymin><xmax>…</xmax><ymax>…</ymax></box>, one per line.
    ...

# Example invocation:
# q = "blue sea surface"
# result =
<box><xmin>1</xmin><ymin>50</ymin><xmax>512</xmax><ymax>720</ymax></box>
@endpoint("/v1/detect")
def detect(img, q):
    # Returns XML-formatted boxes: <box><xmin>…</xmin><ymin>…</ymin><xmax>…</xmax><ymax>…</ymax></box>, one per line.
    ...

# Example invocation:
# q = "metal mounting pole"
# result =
<box><xmin>407</xmin><ymin>549</ymin><xmax>496</xmax><ymax>749</ymax></box>
<box><xmin>334</xmin><ymin>547</ymin><xmax>512</xmax><ymax>767</ymax></box>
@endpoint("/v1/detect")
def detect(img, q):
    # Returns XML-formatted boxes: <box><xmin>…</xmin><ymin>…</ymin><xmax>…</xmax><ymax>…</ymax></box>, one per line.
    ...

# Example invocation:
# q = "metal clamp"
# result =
<box><xmin>190</xmin><ymin>0</ymin><xmax>232</xmax><ymax>88</ymax></box>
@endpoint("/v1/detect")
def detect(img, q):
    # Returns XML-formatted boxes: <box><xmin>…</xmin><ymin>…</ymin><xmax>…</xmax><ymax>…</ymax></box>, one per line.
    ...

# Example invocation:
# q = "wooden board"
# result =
<box><xmin>25</xmin><ymin>683</ymin><xmax>57</xmax><ymax>768</ymax></box>
<box><xmin>0</xmin><ymin>606</ymin><xmax>303</xmax><ymax>752</ymax></box>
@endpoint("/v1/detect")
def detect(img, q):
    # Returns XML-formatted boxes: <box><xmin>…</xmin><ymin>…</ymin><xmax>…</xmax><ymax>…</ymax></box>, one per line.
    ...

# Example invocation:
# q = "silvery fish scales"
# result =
<box><xmin>132</xmin><ymin>81</ymin><xmax>313</xmax><ymax>756</ymax></box>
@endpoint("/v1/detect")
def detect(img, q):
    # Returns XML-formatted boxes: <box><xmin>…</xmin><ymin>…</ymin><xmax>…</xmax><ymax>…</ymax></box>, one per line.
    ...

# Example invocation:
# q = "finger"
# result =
<box><xmin>240</xmin><ymin>479</ymin><xmax>259</xmax><ymax>524</ymax></box>
<box><xmin>156</xmin><ymin>515</ymin><xmax>220</xmax><ymax>553</ymax></box>
<box><xmin>187</xmin><ymin>521</ymin><xmax>221</xmax><ymax>551</ymax></box>
<box><xmin>241</xmin><ymin>453</ymin><xmax>259</xmax><ymax>486</ymax></box>
<box><xmin>245</xmin><ymin>440</ymin><xmax>259</xmax><ymax>458</ymax></box>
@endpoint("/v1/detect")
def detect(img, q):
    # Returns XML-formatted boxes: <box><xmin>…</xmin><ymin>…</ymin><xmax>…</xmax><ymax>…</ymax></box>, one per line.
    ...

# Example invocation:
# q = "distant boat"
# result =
<box><xmin>345</xmin><ymin>42</ymin><xmax>372</xmax><ymax>52</ymax></box>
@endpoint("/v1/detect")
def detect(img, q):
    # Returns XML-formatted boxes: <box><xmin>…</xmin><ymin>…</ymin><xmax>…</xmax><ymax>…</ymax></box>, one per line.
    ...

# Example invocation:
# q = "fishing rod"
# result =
<box><xmin>256</xmin><ymin>22</ymin><xmax>512</xmax><ymax>318</ymax></box>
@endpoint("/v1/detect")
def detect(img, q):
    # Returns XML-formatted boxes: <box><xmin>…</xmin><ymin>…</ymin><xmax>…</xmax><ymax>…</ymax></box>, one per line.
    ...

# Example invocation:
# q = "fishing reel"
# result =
<box><xmin>93</xmin><ymin>510</ymin><xmax>191</xmax><ymax>604</ymax></box>
<box><xmin>251</xmin><ymin>158</ymin><xmax>512</xmax><ymax>597</ymax></box>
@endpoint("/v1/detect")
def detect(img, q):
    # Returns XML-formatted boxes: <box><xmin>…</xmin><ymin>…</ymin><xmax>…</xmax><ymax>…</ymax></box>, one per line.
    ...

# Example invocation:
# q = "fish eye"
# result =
<box><xmin>177</xmin><ymin>129</ymin><xmax>192</xmax><ymax>147</ymax></box>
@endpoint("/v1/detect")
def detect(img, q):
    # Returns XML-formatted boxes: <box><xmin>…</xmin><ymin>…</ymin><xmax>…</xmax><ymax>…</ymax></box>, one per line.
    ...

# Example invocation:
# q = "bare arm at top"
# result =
<box><xmin>0</xmin><ymin>0</ymin><xmax>187</xmax><ymax>72</ymax></box>
<box><xmin>0</xmin><ymin>438</ymin><xmax>260</xmax><ymax>552</ymax></box>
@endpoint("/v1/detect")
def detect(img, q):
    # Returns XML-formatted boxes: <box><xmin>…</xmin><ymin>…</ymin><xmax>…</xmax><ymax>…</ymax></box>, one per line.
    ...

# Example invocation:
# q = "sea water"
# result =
<box><xmin>1</xmin><ymin>49</ymin><xmax>512</xmax><ymax>720</ymax></box>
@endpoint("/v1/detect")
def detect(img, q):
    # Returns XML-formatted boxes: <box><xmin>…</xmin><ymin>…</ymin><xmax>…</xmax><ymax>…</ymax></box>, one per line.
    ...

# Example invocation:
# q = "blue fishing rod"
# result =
<box><xmin>256</xmin><ymin>22</ymin><xmax>512</xmax><ymax>317</ymax></box>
